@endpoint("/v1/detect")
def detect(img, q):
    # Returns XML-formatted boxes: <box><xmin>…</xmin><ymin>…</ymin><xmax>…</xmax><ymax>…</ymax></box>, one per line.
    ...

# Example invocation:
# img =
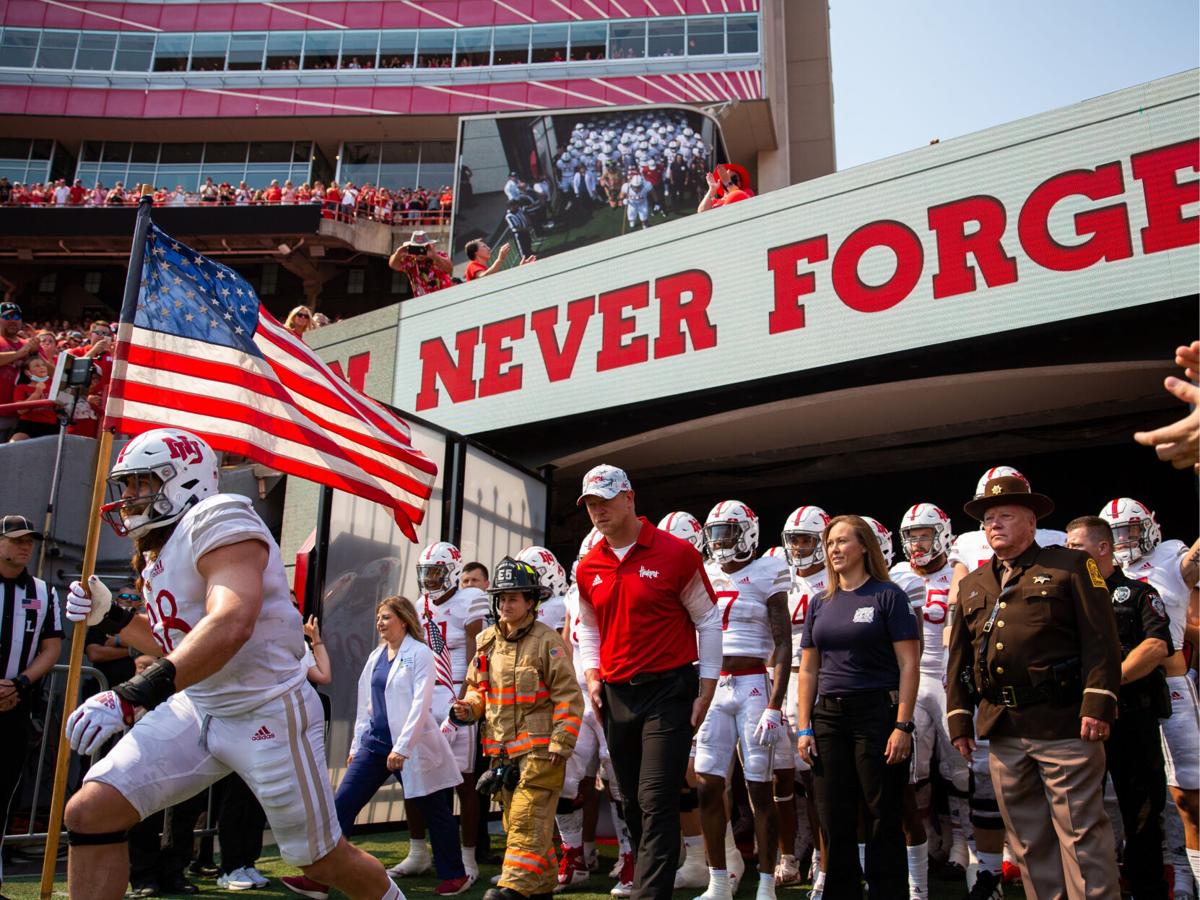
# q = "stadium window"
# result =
<box><xmin>340</xmin><ymin>142</ymin><xmax>382</xmax><ymax>188</ymax></box>
<box><xmin>340</xmin><ymin>31</ymin><xmax>378</xmax><ymax>69</ymax></box>
<box><xmin>0</xmin><ymin>30</ymin><xmax>40</xmax><ymax>68</ymax></box>
<box><xmin>36</xmin><ymin>31</ymin><xmax>79</xmax><ymax>69</ymax></box>
<box><xmin>346</xmin><ymin>269</ymin><xmax>365</xmax><ymax>295</ymax></box>
<box><xmin>530</xmin><ymin>24</ymin><xmax>567</xmax><ymax>63</ymax></box>
<box><xmin>80</xmin><ymin>141</ymin><xmax>103</xmax><ymax>162</ymax></box>
<box><xmin>190</xmin><ymin>32</ymin><xmax>228</xmax><ymax>71</ymax></box>
<box><xmin>647</xmin><ymin>18</ymin><xmax>684</xmax><ymax>57</ymax></box>
<box><xmin>454</xmin><ymin>27</ymin><xmax>491</xmax><ymax>67</ymax></box>
<box><xmin>726</xmin><ymin>15</ymin><xmax>759</xmax><ymax>54</ymax></box>
<box><xmin>84</xmin><ymin>271</ymin><xmax>103</xmax><ymax>294</ymax></box>
<box><xmin>153</xmin><ymin>34</ymin><xmax>191</xmax><ymax>72</ymax></box>
<box><xmin>114</xmin><ymin>33</ymin><xmax>154</xmax><ymax>72</ymax></box>
<box><xmin>416</xmin><ymin>29</ymin><xmax>454</xmax><ymax>68</ymax></box>
<box><xmin>265</xmin><ymin>32</ymin><xmax>302</xmax><ymax>70</ymax></box>
<box><xmin>30</xmin><ymin>140</ymin><xmax>53</xmax><ymax>161</ymax></box>
<box><xmin>609</xmin><ymin>20</ymin><xmax>646</xmax><ymax>60</ymax></box>
<box><xmin>38</xmin><ymin>273</ymin><xmax>57</xmax><ymax>294</ymax></box>
<box><xmin>0</xmin><ymin>140</ymin><xmax>32</xmax><ymax>185</ymax></box>
<box><xmin>687</xmin><ymin>18</ymin><xmax>724</xmax><ymax>55</ymax></box>
<box><xmin>75</xmin><ymin>32</ymin><xmax>117</xmax><ymax>70</ymax></box>
<box><xmin>379</xmin><ymin>142</ymin><xmax>419</xmax><ymax>190</ymax></box>
<box><xmin>492</xmin><ymin>26</ymin><xmax>530</xmax><ymax>65</ymax></box>
<box><xmin>416</xmin><ymin>142</ymin><xmax>454</xmax><ymax>192</ymax></box>
<box><xmin>568</xmin><ymin>22</ymin><xmax>606</xmax><ymax>61</ymax></box>
<box><xmin>227</xmin><ymin>32</ymin><xmax>265</xmax><ymax>70</ymax></box>
<box><xmin>157</xmin><ymin>143</ymin><xmax>204</xmax><ymax>192</ymax></box>
<box><xmin>303</xmin><ymin>31</ymin><xmax>340</xmax><ymax>70</ymax></box>
<box><xmin>259</xmin><ymin>263</ymin><xmax>278</xmax><ymax>296</ymax></box>
<box><xmin>379</xmin><ymin>30</ymin><xmax>416</xmax><ymax>68</ymax></box>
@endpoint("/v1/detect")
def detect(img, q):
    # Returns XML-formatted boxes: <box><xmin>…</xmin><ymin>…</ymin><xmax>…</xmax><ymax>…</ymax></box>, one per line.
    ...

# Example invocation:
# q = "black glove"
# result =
<box><xmin>113</xmin><ymin>658</ymin><xmax>177</xmax><ymax>712</ymax></box>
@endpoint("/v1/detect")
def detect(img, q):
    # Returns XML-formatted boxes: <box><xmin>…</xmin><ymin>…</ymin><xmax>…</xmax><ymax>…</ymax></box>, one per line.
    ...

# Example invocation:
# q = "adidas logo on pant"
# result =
<box><xmin>251</xmin><ymin>725</ymin><xmax>276</xmax><ymax>741</ymax></box>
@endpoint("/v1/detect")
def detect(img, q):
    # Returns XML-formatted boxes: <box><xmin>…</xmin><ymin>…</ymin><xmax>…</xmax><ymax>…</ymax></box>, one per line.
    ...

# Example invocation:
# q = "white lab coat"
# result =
<box><xmin>350</xmin><ymin>636</ymin><xmax>463</xmax><ymax>799</ymax></box>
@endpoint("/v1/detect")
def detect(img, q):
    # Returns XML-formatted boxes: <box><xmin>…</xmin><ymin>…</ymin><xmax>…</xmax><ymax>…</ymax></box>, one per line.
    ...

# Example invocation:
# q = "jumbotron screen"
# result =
<box><xmin>451</xmin><ymin>106</ymin><xmax>727</xmax><ymax>266</ymax></box>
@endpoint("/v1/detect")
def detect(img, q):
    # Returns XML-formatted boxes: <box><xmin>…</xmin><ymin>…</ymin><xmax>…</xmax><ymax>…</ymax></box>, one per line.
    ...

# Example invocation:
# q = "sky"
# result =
<box><xmin>828</xmin><ymin>1</ymin><xmax>1200</xmax><ymax>171</ymax></box>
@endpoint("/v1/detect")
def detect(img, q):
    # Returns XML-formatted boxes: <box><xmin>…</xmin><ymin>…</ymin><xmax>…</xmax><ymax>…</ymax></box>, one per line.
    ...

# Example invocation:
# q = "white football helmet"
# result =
<box><xmin>973</xmin><ymin>466</ymin><xmax>1028</xmax><ymax>499</ymax></box>
<box><xmin>704</xmin><ymin>501</ymin><xmax>759</xmax><ymax>564</ymax></box>
<box><xmin>782</xmin><ymin>506</ymin><xmax>830</xmax><ymax>569</ymax></box>
<box><xmin>517</xmin><ymin>545</ymin><xmax>569</xmax><ymax>598</ymax></box>
<box><xmin>899</xmin><ymin>503</ymin><xmax>953</xmax><ymax>567</ymax></box>
<box><xmin>416</xmin><ymin>542</ymin><xmax>463</xmax><ymax>599</ymax></box>
<box><xmin>657</xmin><ymin>511</ymin><xmax>704</xmax><ymax>552</ymax></box>
<box><xmin>861</xmin><ymin>516</ymin><xmax>895</xmax><ymax>567</ymax></box>
<box><xmin>1099</xmin><ymin>498</ymin><xmax>1162</xmax><ymax>567</ymax></box>
<box><xmin>572</xmin><ymin>527</ymin><xmax>603</xmax><ymax>583</ymax></box>
<box><xmin>102</xmin><ymin>428</ymin><xmax>219</xmax><ymax>539</ymax></box>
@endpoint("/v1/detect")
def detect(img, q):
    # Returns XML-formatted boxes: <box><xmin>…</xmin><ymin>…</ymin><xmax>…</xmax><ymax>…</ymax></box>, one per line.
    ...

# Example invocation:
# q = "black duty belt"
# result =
<box><xmin>982</xmin><ymin>683</ymin><xmax>1055</xmax><ymax>709</ymax></box>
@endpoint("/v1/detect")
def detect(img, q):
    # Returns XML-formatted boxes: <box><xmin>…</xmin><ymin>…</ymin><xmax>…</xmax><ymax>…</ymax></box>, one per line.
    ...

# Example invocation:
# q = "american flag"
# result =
<box><xmin>104</xmin><ymin>222</ymin><xmax>437</xmax><ymax>540</ymax></box>
<box><xmin>423</xmin><ymin>598</ymin><xmax>455</xmax><ymax>692</ymax></box>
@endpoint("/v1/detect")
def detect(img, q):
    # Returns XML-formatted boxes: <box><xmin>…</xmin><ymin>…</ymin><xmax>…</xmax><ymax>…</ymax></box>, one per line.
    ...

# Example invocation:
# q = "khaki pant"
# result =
<box><xmin>497</xmin><ymin>754</ymin><xmax>566</xmax><ymax>896</ymax></box>
<box><xmin>989</xmin><ymin>736</ymin><xmax>1119</xmax><ymax>900</ymax></box>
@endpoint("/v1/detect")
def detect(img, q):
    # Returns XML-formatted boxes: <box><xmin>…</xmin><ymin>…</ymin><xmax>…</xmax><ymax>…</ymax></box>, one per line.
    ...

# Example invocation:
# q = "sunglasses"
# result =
<box><xmin>0</xmin><ymin>312</ymin><xmax>20</xmax><ymax>321</ymax></box>
<box><xmin>294</xmin><ymin>313</ymin><xmax>310</xmax><ymax>319</ymax></box>
<box><xmin>116</xmin><ymin>592</ymin><xmax>140</xmax><ymax>602</ymax></box>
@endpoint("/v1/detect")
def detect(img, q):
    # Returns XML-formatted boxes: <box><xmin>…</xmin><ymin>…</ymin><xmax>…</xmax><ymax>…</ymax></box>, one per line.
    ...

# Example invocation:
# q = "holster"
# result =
<box><xmin>1048</xmin><ymin>657</ymin><xmax>1083</xmax><ymax>704</ymax></box>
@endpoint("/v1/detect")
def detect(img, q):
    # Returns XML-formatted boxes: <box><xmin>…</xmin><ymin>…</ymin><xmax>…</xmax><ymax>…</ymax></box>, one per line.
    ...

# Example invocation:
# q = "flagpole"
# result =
<box><xmin>39</xmin><ymin>187</ymin><xmax>155</xmax><ymax>899</ymax></box>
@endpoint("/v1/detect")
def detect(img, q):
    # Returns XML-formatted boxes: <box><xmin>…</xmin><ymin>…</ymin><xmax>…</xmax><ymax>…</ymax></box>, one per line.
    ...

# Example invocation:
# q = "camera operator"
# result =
<box><xmin>388</xmin><ymin>231</ymin><xmax>453</xmax><ymax>298</ymax></box>
<box><xmin>451</xmin><ymin>558</ymin><xmax>582</xmax><ymax>900</ymax></box>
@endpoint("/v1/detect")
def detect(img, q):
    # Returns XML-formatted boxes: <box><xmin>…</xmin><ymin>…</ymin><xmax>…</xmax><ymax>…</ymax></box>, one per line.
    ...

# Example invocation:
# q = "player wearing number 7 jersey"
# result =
<box><xmin>695</xmin><ymin>501</ymin><xmax>793</xmax><ymax>900</ymax></box>
<box><xmin>61</xmin><ymin>428</ymin><xmax>404</xmax><ymax>900</ymax></box>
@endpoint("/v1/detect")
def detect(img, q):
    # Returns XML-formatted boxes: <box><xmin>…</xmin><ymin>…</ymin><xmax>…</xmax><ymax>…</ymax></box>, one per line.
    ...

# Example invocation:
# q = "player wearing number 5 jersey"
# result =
<box><xmin>61</xmin><ymin>429</ymin><xmax>403</xmax><ymax>900</ymax></box>
<box><xmin>695</xmin><ymin>501</ymin><xmax>792</xmax><ymax>900</ymax></box>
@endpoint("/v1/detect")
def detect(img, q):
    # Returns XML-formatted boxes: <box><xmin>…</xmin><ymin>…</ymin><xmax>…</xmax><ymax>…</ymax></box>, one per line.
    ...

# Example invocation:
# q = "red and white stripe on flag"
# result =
<box><xmin>105</xmin><ymin>313</ymin><xmax>437</xmax><ymax>541</ymax></box>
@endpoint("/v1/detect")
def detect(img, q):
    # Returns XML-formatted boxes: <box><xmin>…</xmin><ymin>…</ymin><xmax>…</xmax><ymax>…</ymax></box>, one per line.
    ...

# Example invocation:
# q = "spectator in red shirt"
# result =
<box><xmin>264</xmin><ymin>180</ymin><xmax>283</xmax><ymax>205</ymax></box>
<box><xmin>11</xmin><ymin>356</ymin><xmax>59</xmax><ymax>441</ymax></box>
<box><xmin>698</xmin><ymin>163</ymin><xmax>754</xmax><ymax>213</ymax></box>
<box><xmin>387</xmin><ymin>232</ymin><xmax>453</xmax><ymax>297</ymax></box>
<box><xmin>69</xmin><ymin>321</ymin><xmax>114</xmax><ymax>410</ymax></box>
<box><xmin>463</xmin><ymin>240</ymin><xmax>511</xmax><ymax>281</ymax></box>
<box><xmin>69</xmin><ymin>179</ymin><xmax>87</xmax><ymax>206</ymax></box>
<box><xmin>574</xmin><ymin>464</ymin><xmax>719</xmax><ymax>900</ymax></box>
<box><xmin>0</xmin><ymin>302</ymin><xmax>37</xmax><ymax>440</ymax></box>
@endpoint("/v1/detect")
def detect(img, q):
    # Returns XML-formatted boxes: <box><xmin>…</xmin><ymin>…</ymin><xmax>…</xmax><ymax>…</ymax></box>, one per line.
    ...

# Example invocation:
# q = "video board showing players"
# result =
<box><xmin>451</xmin><ymin>106</ymin><xmax>727</xmax><ymax>267</ymax></box>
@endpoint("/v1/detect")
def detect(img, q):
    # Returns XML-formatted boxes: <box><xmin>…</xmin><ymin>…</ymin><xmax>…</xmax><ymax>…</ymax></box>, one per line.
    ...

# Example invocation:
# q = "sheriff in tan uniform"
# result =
<box><xmin>453</xmin><ymin>558</ymin><xmax>583</xmax><ymax>900</ymax></box>
<box><xmin>946</xmin><ymin>476</ymin><xmax>1121</xmax><ymax>900</ymax></box>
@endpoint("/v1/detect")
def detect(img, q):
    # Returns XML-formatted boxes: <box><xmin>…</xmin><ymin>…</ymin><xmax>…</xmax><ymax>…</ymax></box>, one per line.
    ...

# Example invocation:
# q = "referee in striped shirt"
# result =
<box><xmin>0</xmin><ymin>514</ymin><xmax>63</xmax><ymax>892</ymax></box>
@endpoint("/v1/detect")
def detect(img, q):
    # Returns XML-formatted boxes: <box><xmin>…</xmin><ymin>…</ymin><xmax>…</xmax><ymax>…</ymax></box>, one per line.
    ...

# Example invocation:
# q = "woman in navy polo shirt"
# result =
<box><xmin>794</xmin><ymin>515</ymin><xmax>919</xmax><ymax>900</ymax></box>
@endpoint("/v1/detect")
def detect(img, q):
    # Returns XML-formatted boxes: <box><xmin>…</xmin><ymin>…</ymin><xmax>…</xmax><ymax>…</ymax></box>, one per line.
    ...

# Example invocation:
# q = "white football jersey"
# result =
<box><xmin>538</xmin><ymin>594</ymin><xmax>567</xmax><ymax>632</ymax></box>
<box><xmin>421</xmin><ymin>586</ymin><xmax>489</xmax><ymax>683</ymax></box>
<box><xmin>1123</xmin><ymin>539</ymin><xmax>1190</xmax><ymax>649</ymax></box>
<box><xmin>563</xmin><ymin>584</ymin><xmax>587</xmax><ymax>686</ymax></box>
<box><xmin>141</xmin><ymin>494</ymin><xmax>305</xmax><ymax>718</ymax></box>
<box><xmin>891</xmin><ymin>561</ymin><xmax>955</xmax><ymax>680</ymax></box>
<box><xmin>948</xmin><ymin>528</ymin><xmax>1068</xmax><ymax>571</ymax></box>
<box><xmin>705</xmin><ymin>557</ymin><xmax>792</xmax><ymax>660</ymax></box>
<box><xmin>787</xmin><ymin>568</ymin><xmax>830</xmax><ymax>667</ymax></box>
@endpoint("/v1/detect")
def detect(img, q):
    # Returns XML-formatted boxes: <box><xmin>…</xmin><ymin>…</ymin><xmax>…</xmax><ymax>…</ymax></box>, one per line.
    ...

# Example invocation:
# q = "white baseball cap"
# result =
<box><xmin>576</xmin><ymin>464</ymin><xmax>633</xmax><ymax>506</ymax></box>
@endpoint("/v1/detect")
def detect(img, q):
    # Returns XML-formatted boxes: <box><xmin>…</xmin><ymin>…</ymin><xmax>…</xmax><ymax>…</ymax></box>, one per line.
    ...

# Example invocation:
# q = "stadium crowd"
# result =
<box><xmin>0</xmin><ymin>176</ymin><xmax>453</xmax><ymax>226</ymax></box>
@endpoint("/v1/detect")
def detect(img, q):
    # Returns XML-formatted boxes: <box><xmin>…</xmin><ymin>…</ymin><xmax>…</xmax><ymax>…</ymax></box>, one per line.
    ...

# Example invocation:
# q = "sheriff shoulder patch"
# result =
<box><xmin>1086</xmin><ymin>558</ymin><xmax>1106</xmax><ymax>588</ymax></box>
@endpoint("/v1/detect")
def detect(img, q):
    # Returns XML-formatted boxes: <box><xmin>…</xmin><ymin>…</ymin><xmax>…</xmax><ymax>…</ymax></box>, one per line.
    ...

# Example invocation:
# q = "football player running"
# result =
<box><xmin>391</xmin><ymin>543</ymin><xmax>489</xmax><ymax>883</ymax></box>
<box><xmin>1100</xmin><ymin>498</ymin><xmax>1200</xmax><ymax>895</ymax></box>
<box><xmin>694</xmin><ymin>502</ymin><xmax>792</xmax><ymax>900</ymax></box>
<box><xmin>62</xmin><ymin>429</ymin><xmax>404</xmax><ymax>900</ymax></box>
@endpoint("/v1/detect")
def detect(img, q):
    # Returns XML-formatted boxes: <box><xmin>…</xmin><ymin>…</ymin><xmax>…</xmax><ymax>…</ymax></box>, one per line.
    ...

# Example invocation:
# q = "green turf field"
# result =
<box><xmin>4</xmin><ymin>833</ymin><xmax>1023</xmax><ymax>899</ymax></box>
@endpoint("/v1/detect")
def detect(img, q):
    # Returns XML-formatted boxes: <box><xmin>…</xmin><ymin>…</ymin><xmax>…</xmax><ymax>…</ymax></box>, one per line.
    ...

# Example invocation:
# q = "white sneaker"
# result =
<box><xmin>727</xmin><ymin>854</ymin><xmax>745</xmax><ymax>894</ymax></box>
<box><xmin>693</xmin><ymin>878</ymin><xmax>733</xmax><ymax>900</ymax></box>
<box><xmin>388</xmin><ymin>853</ymin><xmax>431</xmax><ymax>877</ymax></box>
<box><xmin>675</xmin><ymin>858</ymin><xmax>710</xmax><ymax>890</ymax></box>
<box><xmin>774</xmin><ymin>855</ymin><xmax>801</xmax><ymax>886</ymax></box>
<box><xmin>244</xmin><ymin>867</ymin><xmax>270</xmax><ymax>889</ymax></box>
<box><xmin>216</xmin><ymin>868</ymin><xmax>256</xmax><ymax>891</ymax></box>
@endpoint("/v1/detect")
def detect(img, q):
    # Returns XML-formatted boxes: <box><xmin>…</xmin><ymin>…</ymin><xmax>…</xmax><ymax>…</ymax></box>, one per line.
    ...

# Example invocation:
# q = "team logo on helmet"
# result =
<box><xmin>416</xmin><ymin>542</ymin><xmax>463</xmax><ymax>599</ymax></box>
<box><xmin>1099</xmin><ymin>498</ymin><xmax>1161</xmax><ymax>567</ymax></box>
<box><xmin>900</xmin><ymin>503</ymin><xmax>953</xmax><ymax>567</ymax></box>
<box><xmin>101</xmin><ymin>428</ymin><xmax>219</xmax><ymax>539</ymax></box>
<box><xmin>782</xmin><ymin>506</ymin><xmax>830</xmax><ymax>569</ymax></box>
<box><xmin>704</xmin><ymin>501</ymin><xmax>759</xmax><ymax>564</ymax></box>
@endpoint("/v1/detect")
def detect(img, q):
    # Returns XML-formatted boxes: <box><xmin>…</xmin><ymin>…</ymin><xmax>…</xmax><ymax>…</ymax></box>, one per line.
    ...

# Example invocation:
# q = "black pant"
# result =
<box><xmin>0</xmin><ymin>705</ymin><xmax>33</xmax><ymax>887</ymax></box>
<box><xmin>603</xmin><ymin>664</ymin><xmax>697</xmax><ymax>900</ymax></box>
<box><xmin>128</xmin><ymin>789</ymin><xmax>208</xmax><ymax>887</ymax></box>
<box><xmin>811</xmin><ymin>692</ymin><xmax>907</xmax><ymax>900</ymax></box>
<box><xmin>1107</xmin><ymin>703</ymin><xmax>1168</xmax><ymax>899</ymax></box>
<box><xmin>217</xmin><ymin>775</ymin><xmax>266</xmax><ymax>874</ymax></box>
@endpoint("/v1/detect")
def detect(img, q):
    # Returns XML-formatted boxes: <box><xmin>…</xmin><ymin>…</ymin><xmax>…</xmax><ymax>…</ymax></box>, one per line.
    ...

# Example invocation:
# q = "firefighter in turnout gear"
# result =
<box><xmin>452</xmin><ymin>558</ymin><xmax>584</xmax><ymax>900</ymax></box>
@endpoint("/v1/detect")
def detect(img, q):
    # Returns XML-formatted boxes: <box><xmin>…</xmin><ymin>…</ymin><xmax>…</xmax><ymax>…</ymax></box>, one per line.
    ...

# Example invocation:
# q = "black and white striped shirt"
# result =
<box><xmin>1</xmin><ymin>571</ymin><xmax>62</xmax><ymax>681</ymax></box>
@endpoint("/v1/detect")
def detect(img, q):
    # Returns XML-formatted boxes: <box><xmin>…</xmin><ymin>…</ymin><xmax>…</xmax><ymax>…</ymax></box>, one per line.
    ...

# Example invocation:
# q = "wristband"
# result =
<box><xmin>13</xmin><ymin>674</ymin><xmax>32</xmax><ymax>700</ymax></box>
<box><xmin>113</xmin><ymin>658</ymin><xmax>177</xmax><ymax>712</ymax></box>
<box><xmin>95</xmin><ymin>602</ymin><xmax>135</xmax><ymax>637</ymax></box>
<box><xmin>796</xmin><ymin>727</ymin><xmax>814</xmax><ymax>737</ymax></box>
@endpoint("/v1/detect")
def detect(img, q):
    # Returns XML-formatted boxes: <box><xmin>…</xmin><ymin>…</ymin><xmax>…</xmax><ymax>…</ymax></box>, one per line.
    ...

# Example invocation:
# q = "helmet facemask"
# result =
<box><xmin>782</xmin><ymin>529</ymin><xmax>824</xmax><ymax>569</ymax></box>
<box><xmin>1110</xmin><ymin>522</ymin><xmax>1146</xmax><ymax>567</ymax></box>
<box><xmin>902</xmin><ymin>526</ymin><xmax>946</xmax><ymax>567</ymax></box>
<box><xmin>101</xmin><ymin>467</ymin><xmax>179</xmax><ymax>539</ymax></box>
<box><xmin>417</xmin><ymin>562</ymin><xmax>454</xmax><ymax>599</ymax></box>
<box><xmin>705</xmin><ymin>521</ymin><xmax>752</xmax><ymax>564</ymax></box>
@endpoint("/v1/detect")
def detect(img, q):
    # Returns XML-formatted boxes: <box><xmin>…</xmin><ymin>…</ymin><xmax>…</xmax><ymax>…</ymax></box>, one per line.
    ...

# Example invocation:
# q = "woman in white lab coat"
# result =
<box><xmin>282</xmin><ymin>597</ymin><xmax>470</xmax><ymax>900</ymax></box>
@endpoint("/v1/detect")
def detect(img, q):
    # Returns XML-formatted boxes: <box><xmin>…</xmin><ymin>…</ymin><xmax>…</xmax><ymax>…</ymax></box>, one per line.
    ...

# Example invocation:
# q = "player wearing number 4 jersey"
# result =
<box><xmin>695</xmin><ymin>501</ymin><xmax>792</xmax><ymax>900</ymax></box>
<box><xmin>62</xmin><ymin>429</ymin><xmax>403</xmax><ymax>900</ymax></box>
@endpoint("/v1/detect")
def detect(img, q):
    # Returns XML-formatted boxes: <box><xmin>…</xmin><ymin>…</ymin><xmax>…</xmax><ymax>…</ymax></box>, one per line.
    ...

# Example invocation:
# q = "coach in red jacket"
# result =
<box><xmin>574</xmin><ymin>464</ymin><xmax>720</xmax><ymax>900</ymax></box>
